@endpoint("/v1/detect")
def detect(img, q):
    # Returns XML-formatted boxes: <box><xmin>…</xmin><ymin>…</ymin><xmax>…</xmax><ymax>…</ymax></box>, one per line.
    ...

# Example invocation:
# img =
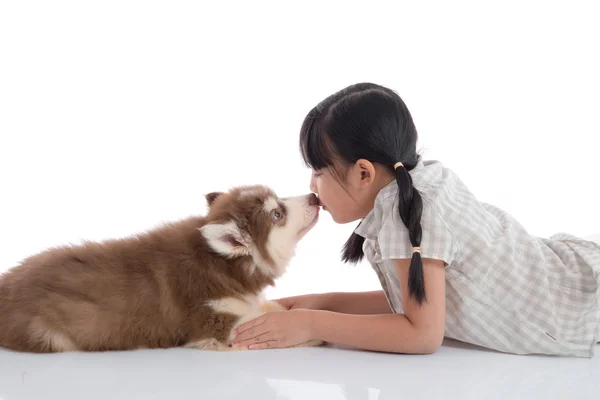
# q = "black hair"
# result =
<box><xmin>299</xmin><ymin>83</ymin><xmax>426</xmax><ymax>305</ymax></box>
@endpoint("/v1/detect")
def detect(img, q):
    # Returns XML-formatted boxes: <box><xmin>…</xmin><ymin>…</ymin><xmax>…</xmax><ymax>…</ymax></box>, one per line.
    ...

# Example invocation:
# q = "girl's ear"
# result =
<box><xmin>351</xmin><ymin>159</ymin><xmax>376</xmax><ymax>189</ymax></box>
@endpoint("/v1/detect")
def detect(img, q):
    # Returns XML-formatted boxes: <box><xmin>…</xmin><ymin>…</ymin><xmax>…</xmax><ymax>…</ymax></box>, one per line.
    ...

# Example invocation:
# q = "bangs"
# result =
<box><xmin>299</xmin><ymin>111</ymin><xmax>337</xmax><ymax>171</ymax></box>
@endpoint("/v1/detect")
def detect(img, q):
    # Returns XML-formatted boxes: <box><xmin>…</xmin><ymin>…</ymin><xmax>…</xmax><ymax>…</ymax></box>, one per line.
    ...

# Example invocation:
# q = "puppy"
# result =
<box><xmin>0</xmin><ymin>185</ymin><xmax>322</xmax><ymax>352</ymax></box>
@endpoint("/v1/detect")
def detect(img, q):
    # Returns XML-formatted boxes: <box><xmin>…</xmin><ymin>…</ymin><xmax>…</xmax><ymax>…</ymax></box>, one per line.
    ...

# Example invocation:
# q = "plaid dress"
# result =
<box><xmin>354</xmin><ymin>160</ymin><xmax>600</xmax><ymax>357</ymax></box>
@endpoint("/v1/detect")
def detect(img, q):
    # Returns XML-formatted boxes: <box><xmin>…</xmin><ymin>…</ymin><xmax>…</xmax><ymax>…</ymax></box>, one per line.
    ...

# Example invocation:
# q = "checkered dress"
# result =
<box><xmin>354</xmin><ymin>160</ymin><xmax>600</xmax><ymax>357</ymax></box>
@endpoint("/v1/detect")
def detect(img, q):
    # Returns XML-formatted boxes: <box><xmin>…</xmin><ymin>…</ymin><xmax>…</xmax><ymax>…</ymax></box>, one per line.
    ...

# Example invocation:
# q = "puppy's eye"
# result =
<box><xmin>272</xmin><ymin>210</ymin><xmax>282</xmax><ymax>221</ymax></box>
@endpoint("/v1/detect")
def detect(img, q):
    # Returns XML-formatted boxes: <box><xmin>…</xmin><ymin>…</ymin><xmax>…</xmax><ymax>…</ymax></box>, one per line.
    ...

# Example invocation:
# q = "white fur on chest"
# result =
<box><xmin>206</xmin><ymin>294</ymin><xmax>285</xmax><ymax>341</ymax></box>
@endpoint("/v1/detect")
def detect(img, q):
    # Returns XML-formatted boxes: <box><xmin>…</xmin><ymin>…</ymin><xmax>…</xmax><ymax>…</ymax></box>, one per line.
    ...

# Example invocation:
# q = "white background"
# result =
<box><xmin>1</xmin><ymin>0</ymin><xmax>599</xmax><ymax>300</ymax></box>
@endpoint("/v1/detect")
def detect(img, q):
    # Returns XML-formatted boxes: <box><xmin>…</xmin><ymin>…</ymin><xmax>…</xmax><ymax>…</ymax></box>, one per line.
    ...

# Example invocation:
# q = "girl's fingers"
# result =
<box><xmin>232</xmin><ymin>333</ymin><xmax>271</xmax><ymax>349</ymax></box>
<box><xmin>249</xmin><ymin>340</ymin><xmax>280</xmax><ymax>350</ymax></box>
<box><xmin>273</xmin><ymin>298</ymin><xmax>294</xmax><ymax>310</ymax></box>
<box><xmin>232</xmin><ymin>330</ymin><xmax>273</xmax><ymax>347</ymax></box>
<box><xmin>231</xmin><ymin>325</ymin><xmax>269</xmax><ymax>345</ymax></box>
<box><xmin>233</xmin><ymin>315</ymin><xmax>267</xmax><ymax>337</ymax></box>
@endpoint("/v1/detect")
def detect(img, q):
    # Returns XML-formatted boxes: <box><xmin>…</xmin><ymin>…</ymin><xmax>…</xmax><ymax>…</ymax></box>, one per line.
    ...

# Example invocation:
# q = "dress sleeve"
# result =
<box><xmin>377</xmin><ymin>194</ymin><xmax>459</xmax><ymax>266</ymax></box>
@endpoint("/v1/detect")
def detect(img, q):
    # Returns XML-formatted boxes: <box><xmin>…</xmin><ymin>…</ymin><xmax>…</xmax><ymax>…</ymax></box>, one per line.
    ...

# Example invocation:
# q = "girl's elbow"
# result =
<box><xmin>419</xmin><ymin>328</ymin><xmax>444</xmax><ymax>354</ymax></box>
<box><xmin>421</xmin><ymin>336</ymin><xmax>443</xmax><ymax>354</ymax></box>
<box><xmin>391</xmin><ymin>331</ymin><xmax>442</xmax><ymax>355</ymax></box>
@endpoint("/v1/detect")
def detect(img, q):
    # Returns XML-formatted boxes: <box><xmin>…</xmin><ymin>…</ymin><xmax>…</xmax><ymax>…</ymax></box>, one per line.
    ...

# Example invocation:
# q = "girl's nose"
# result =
<box><xmin>309</xmin><ymin>176</ymin><xmax>317</xmax><ymax>194</ymax></box>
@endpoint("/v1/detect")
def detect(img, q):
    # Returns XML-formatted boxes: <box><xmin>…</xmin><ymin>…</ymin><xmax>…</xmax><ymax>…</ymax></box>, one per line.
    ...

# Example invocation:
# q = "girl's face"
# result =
<box><xmin>310</xmin><ymin>168</ymin><xmax>361</xmax><ymax>224</ymax></box>
<box><xmin>309</xmin><ymin>160</ymin><xmax>393</xmax><ymax>224</ymax></box>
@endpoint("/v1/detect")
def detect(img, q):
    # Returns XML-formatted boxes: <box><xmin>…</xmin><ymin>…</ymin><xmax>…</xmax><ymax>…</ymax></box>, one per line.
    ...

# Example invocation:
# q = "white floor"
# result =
<box><xmin>1</xmin><ymin>339</ymin><xmax>598</xmax><ymax>400</ymax></box>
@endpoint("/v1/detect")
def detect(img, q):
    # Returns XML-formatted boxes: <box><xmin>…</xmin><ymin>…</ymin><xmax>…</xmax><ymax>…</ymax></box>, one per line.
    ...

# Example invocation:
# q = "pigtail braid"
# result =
<box><xmin>341</xmin><ymin>224</ymin><xmax>365</xmax><ymax>263</ymax></box>
<box><xmin>395</xmin><ymin>166</ymin><xmax>425</xmax><ymax>305</ymax></box>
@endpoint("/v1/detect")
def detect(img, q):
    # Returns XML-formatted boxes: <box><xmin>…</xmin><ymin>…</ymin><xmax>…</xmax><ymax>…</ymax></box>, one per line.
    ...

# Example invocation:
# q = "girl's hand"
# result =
<box><xmin>273</xmin><ymin>293</ymin><xmax>324</xmax><ymax>310</ymax></box>
<box><xmin>229</xmin><ymin>309</ymin><xmax>315</xmax><ymax>350</ymax></box>
<box><xmin>271</xmin><ymin>296</ymin><xmax>297</xmax><ymax>310</ymax></box>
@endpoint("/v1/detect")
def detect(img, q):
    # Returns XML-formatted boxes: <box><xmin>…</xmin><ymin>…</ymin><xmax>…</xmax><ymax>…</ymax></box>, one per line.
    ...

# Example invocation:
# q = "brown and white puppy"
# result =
<box><xmin>0</xmin><ymin>185</ymin><xmax>322</xmax><ymax>352</ymax></box>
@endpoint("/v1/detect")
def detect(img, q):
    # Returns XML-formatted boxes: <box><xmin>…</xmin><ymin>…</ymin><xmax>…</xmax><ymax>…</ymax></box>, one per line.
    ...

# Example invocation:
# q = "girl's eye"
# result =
<box><xmin>313</xmin><ymin>172</ymin><xmax>322</xmax><ymax>178</ymax></box>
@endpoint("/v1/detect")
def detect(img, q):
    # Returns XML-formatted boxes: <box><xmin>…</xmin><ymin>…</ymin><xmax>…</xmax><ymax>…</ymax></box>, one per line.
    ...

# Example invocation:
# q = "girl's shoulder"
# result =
<box><xmin>372</xmin><ymin>159</ymin><xmax>466</xmax><ymax>206</ymax></box>
<box><xmin>410</xmin><ymin>159</ymin><xmax>463</xmax><ymax>199</ymax></box>
<box><xmin>372</xmin><ymin>159</ymin><xmax>471</xmax><ymax>221</ymax></box>
<box><xmin>356</xmin><ymin>159</ymin><xmax>483</xmax><ymax>265</ymax></box>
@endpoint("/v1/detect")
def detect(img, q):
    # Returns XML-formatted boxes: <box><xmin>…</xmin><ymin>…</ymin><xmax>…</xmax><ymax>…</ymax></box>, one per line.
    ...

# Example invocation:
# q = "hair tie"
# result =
<box><xmin>412</xmin><ymin>246</ymin><xmax>421</xmax><ymax>254</ymax></box>
<box><xmin>393</xmin><ymin>162</ymin><xmax>404</xmax><ymax>170</ymax></box>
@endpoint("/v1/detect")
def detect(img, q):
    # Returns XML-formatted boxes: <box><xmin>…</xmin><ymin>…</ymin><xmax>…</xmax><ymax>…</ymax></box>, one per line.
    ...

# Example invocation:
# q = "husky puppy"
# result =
<box><xmin>0</xmin><ymin>185</ymin><xmax>322</xmax><ymax>352</ymax></box>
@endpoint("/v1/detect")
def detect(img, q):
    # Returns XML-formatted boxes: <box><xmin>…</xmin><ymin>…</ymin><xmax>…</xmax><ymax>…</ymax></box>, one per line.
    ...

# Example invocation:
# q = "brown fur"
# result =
<box><xmin>0</xmin><ymin>185</ymin><xmax>318</xmax><ymax>352</ymax></box>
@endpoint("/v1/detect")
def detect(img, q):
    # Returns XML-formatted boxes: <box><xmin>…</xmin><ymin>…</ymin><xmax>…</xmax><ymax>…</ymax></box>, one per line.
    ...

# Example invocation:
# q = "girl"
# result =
<box><xmin>230</xmin><ymin>82</ymin><xmax>600</xmax><ymax>357</ymax></box>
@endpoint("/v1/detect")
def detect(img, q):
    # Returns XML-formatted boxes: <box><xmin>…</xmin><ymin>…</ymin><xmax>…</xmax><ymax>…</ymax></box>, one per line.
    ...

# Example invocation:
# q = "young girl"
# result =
<box><xmin>230</xmin><ymin>82</ymin><xmax>600</xmax><ymax>357</ymax></box>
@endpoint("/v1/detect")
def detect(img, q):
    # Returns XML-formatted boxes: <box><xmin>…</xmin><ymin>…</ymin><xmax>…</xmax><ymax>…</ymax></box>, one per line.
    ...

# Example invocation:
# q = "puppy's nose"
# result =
<box><xmin>308</xmin><ymin>193</ymin><xmax>319</xmax><ymax>206</ymax></box>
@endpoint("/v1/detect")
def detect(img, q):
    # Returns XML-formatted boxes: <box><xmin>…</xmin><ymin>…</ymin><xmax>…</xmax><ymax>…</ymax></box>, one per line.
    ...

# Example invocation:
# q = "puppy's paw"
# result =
<box><xmin>184</xmin><ymin>338</ymin><xmax>231</xmax><ymax>351</ymax></box>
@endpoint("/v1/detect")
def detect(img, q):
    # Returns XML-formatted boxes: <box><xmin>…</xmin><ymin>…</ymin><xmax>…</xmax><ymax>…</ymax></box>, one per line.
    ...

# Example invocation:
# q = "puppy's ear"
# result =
<box><xmin>205</xmin><ymin>192</ymin><xmax>224</xmax><ymax>207</ymax></box>
<box><xmin>199</xmin><ymin>221</ymin><xmax>252</xmax><ymax>258</ymax></box>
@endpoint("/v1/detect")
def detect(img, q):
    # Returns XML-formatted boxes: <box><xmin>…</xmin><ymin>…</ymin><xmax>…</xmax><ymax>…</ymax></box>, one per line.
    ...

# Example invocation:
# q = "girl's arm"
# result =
<box><xmin>278</xmin><ymin>290</ymin><xmax>392</xmax><ymax>315</ymax></box>
<box><xmin>232</xmin><ymin>257</ymin><xmax>446</xmax><ymax>354</ymax></box>
<box><xmin>310</xmin><ymin>258</ymin><xmax>447</xmax><ymax>354</ymax></box>
<box><xmin>320</xmin><ymin>290</ymin><xmax>393</xmax><ymax>314</ymax></box>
